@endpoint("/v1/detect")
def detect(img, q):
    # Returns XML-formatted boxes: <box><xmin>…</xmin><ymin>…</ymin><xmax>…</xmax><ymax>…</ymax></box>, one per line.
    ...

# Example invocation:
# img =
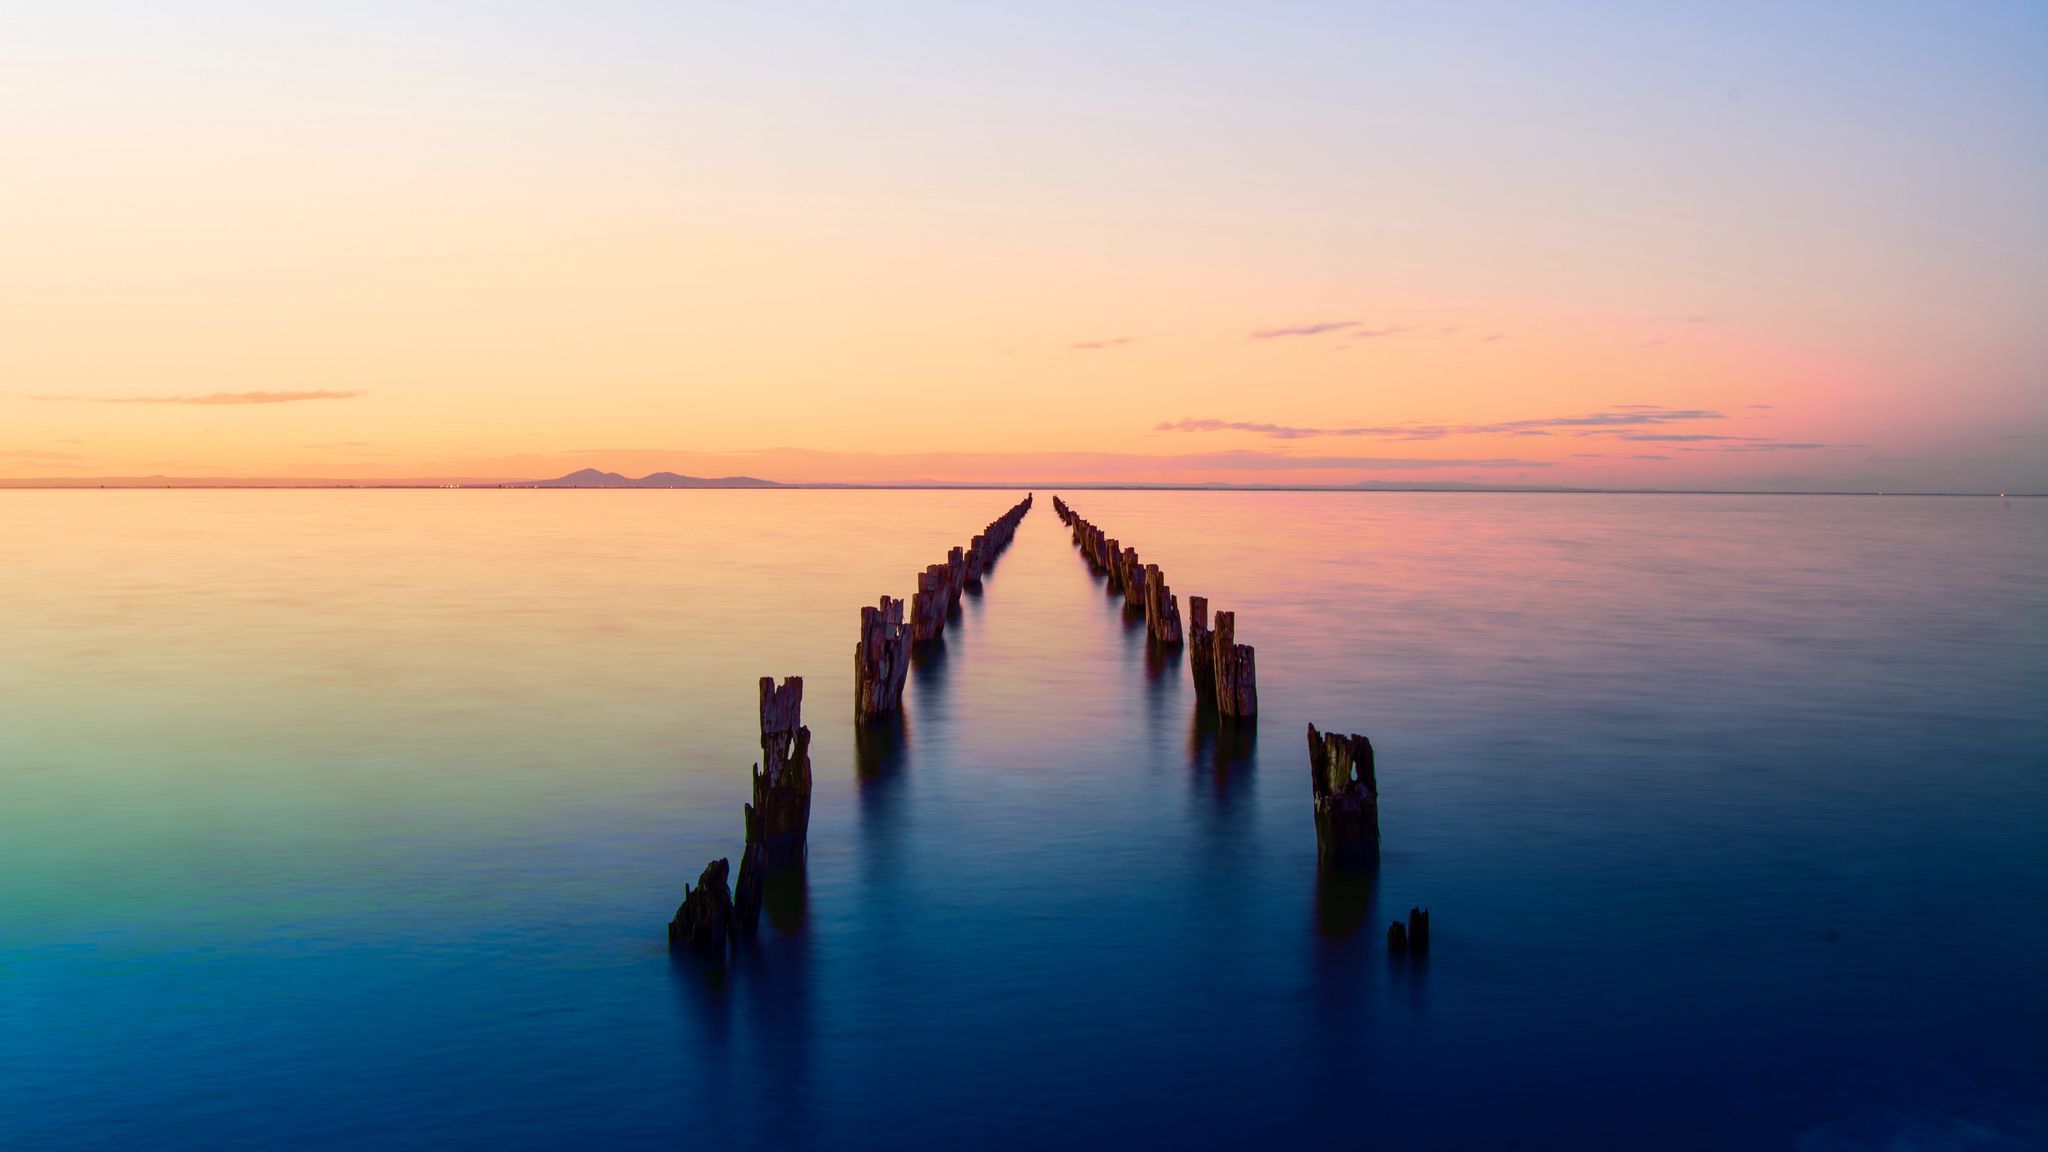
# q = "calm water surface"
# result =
<box><xmin>3</xmin><ymin>491</ymin><xmax>2044</xmax><ymax>1150</ymax></box>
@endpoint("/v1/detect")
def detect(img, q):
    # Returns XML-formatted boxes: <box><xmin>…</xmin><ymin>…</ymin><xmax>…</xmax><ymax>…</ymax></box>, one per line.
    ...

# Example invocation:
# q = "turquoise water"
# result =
<box><xmin>3</xmin><ymin>491</ymin><xmax>2044</xmax><ymax>1149</ymax></box>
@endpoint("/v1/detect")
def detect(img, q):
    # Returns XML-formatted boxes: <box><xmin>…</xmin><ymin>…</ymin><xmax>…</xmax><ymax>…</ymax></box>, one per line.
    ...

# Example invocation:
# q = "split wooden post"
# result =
<box><xmin>1212</xmin><ymin>611</ymin><xmax>1258</xmax><ymax>719</ymax></box>
<box><xmin>1308</xmin><ymin>724</ymin><xmax>1378</xmax><ymax>866</ymax></box>
<box><xmin>753</xmin><ymin>676</ymin><xmax>812</xmax><ymax>863</ymax></box>
<box><xmin>855</xmin><ymin>596</ymin><xmax>911</xmax><ymax>718</ymax></box>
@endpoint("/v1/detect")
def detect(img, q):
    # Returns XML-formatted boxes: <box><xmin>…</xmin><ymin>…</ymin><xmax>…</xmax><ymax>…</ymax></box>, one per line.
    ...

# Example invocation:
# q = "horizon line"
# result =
<box><xmin>0</xmin><ymin>477</ymin><xmax>2037</xmax><ymax>498</ymax></box>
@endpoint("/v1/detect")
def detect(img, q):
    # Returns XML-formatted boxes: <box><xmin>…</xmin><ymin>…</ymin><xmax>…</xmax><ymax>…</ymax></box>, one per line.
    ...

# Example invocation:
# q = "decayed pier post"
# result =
<box><xmin>1308</xmin><ymin>724</ymin><xmax>1378</xmax><ymax>866</ymax></box>
<box><xmin>1143</xmin><ymin>564</ymin><xmax>1183</xmax><ymax>644</ymax></box>
<box><xmin>668</xmin><ymin>857</ymin><xmax>735</xmax><ymax>956</ymax></box>
<box><xmin>1389</xmin><ymin>907</ymin><xmax>1430</xmax><ymax>954</ymax></box>
<box><xmin>753</xmin><ymin>676</ymin><xmax>812</xmax><ymax>862</ymax></box>
<box><xmin>733</xmin><ymin>804</ymin><xmax>765</xmax><ymax>933</ymax></box>
<box><xmin>1212</xmin><ymin>611</ymin><xmax>1258</xmax><ymax>719</ymax></box>
<box><xmin>855</xmin><ymin>596</ymin><xmax>912</xmax><ymax>718</ymax></box>
<box><xmin>1119</xmin><ymin>548</ymin><xmax>1146</xmax><ymax>609</ymax></box>
<box><xmin>1188</xmin><ymin>596</ymin><xmax>1215</xmax><ymax>699</ymax></box>
<box><xmin>910</xmin><ymin>565</ymin><xmax>946</xmax><ymax>642</ymax></box>
<box><xmin>965</xmin><ymin>534</ymin><xmax>987</xmax><ymax>587</ymax></box>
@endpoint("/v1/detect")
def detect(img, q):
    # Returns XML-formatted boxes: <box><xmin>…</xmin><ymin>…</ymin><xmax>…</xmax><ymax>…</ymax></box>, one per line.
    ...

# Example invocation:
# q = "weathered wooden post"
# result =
<box><xmin>964</xmin><ymin>534</ymin><xmax>987</xmax><ymax>587</ymax></box>
<box><xmin>1212</xmin><ymin>611</ymin><xmax>1258</xmax><ymax>719</ymax></box>
<box><xmin>910</xmin><ymin>566</ymin><xmax>947</xmax><ymax>642</ymax></box>
<box><xmin>855</xmin><ymin>596</ymin><xmax>911</xmax><ymax>718</ymax></box>
<box><xmin>1188</xmin><ymin>595</ymin><xmax>1216</xmax><ymax>700</ymax></box>
<box><xmin>753</xmin><ymin>676</ymin><xmax>811</xmax><ymax>862</ymax></box>
<box><xmin>1120</xmin><ymin>548</ymin><xmax>1146</xmax><ymax>608</ymax></box>
<box><xmin>1143</xmin><ymin>564</ymin><xmax>1183</xmax><ymax>644</ymax></box>
<box><xmin>1388</xmin><ymin>907</ymin><xmax>1430</xmax><ymax>954</ymax></box>
<box><xmin>733</xmin><ymin>805</ymin><xmax>765</xmax><ymax>933</ymax></box>
<box><xmin>945</xmin><ymin>546</ymin><xmax>966</xmax><ymax>607</ymax></box>
<box><xmin>667</xmin><ymin>857</ymin><xmax>734</xmax><ymax>956</ymax></box>
<box><xmin>1308</xmin><ymin>724</ymin><xmax>1378</xmax><ymax>866</ymax></box>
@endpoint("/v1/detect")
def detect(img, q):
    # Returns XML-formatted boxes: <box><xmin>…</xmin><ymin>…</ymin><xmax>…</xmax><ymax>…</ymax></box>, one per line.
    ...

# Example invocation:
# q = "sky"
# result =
<box><xmin>2</xmin><ymin>1</ymin><xmax>2044</xmax><ymax>490</ymax></box>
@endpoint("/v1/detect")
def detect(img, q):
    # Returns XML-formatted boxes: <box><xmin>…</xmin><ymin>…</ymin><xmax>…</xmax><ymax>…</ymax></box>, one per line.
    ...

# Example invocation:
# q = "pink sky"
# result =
<box><xmin>3</xmin><ymin>4</ymin><xmax>2042</xmax><ymax>491</ymax></box>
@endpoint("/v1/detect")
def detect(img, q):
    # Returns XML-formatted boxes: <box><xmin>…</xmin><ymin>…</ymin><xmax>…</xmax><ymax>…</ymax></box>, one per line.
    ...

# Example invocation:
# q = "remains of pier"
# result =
<box><xmin>1308</xmin><ymin>724</ymin><xmax>1378</xmax><ymax>866</ymax></box>
<box><xmin>1049</xmin><ymin>496</ymin><xmax>1186</xmax><ymax>648</ymax></box>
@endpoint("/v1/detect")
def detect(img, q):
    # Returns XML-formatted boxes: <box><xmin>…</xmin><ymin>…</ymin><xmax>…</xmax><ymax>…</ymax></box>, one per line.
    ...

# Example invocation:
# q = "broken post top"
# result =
<box><xmin>759</xmin><ymin>675</ymin><xmax>804</xmax><ymax>739</ymax></box>
<box><xmin>1307</xmin><ymin>724</ymin><xmax>1376</xmax><ymax>798</ymax></box>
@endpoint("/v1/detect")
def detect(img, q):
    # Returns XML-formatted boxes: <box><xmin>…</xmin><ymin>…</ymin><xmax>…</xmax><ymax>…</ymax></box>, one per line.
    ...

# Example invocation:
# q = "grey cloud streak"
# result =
<box><xmin>1155</xmin><ymin>407</ymin><xmax>1728</xmax><ymax>442</ymax></box>
<box><xmin>1249</xmin><ymin>321</ymin><xmax>1358</xmax><ymax>339</ymax></box>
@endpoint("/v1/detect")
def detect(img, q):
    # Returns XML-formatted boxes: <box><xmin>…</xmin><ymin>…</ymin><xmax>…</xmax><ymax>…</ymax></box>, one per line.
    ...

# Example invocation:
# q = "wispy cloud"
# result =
<box><xmin>1683</xmin><ymin>442</ymin><xmax>1841</xmax><ymax>453</ymax></box>
<box><xmin>1070</xmin><ymin>337</ymin><xmax>1137</xmax><ymax>351</ymax></box>
<box><xmin>1249</xmin><ymin>321</ymin><xmax>1357</xmax><ymax>340</ymax></box>
<box><xmin>1155</xmin><ymin>407</ymin><xmax>1729</xmax><ymax>442</ymax></box>
<box><xmin>1748</xmin><ymin>403</ymin><xmax>1774</xmax><ymax>410</ymax></box>
<box><xmin>0</xmin><ymin>449</ymin><xmax>83</xmax><ymax>460</ymax></box>
<box><xmin>1172</xmin><ymin>450</ymin><xmax>1551</xmax><ymax>471</ymax></box>
<box><xmin>36</xmin><ymin>390</ymin><xmax>366</xmax><ymax>406</ymax></box>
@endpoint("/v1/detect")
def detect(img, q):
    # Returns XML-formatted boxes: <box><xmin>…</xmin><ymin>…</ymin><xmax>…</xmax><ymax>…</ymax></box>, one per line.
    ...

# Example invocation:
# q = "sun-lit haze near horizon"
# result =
<box><xmin>3</xmin><ymin>2</ymin><xmax>2044</xmax><ymax>490</ymax></box>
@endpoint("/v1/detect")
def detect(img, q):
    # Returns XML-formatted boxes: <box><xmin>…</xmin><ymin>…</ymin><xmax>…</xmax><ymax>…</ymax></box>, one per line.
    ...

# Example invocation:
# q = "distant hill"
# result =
<box><xmin>528</xmin><ymin>468</ymin><xmax>783</xmax><ymax>488</ymax></box>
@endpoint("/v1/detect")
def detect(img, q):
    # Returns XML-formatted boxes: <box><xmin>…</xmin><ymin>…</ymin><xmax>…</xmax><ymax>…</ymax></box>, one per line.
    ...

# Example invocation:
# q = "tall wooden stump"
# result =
<box><xmin>1143</xmin><ymin>564</ymin><xmax>1183</xmax><ymax>644</ymax></box>
<box><xmin>1120</xmin><ymin>548</ymin><xmax>1146</xmax><ymax>608</ymax></box>
<box><xmin>965</xmin><ymin>534</ymin><xmax>987</xmax><ymax>587</ymax></box>
<box><xmin>733</xmin><ymin>804</ymin><xmax>765</xmax><ymax>933</ymax></box>
<box><xmin>1308</xmin><ymin>724</ymin><xmax>1379</xmax><ymax>866</ymax></box>
<box><xmin>1189</xmin><ymin>595</ymin><xmax>1216</xmax><ymax>700</ymax></box>
<box><xmin>753</xmin><ymin>676</ymin><xmax>812</xmax><ymax>863</ymax></box>
<box><xmin>945</xmin><ymin>547</ymin><xmax>966</xmax><ymax>607</ymax></box>
<box><xmin>910</xmin><ymin>566</ymin><xmax>947</xmax><ymax>642</ymax></box>
<box><xmin>667</xmin><ymin>857</ymin><xmax>734</xmax><ymax>956</ymax></box>
<box><xmin>1213</xmin><ymin>611</ymin><xmax>1259</xmax><ymax>719</ymax></box>
<box><xmin>855</xmin><ymin>596</ymin><xmax>912</xmax><ymax>718</ymax></box>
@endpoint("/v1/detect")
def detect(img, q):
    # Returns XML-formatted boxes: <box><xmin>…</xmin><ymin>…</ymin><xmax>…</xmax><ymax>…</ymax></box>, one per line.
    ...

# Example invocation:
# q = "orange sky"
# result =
<box><xmin>3</xmin><ymin>4</ymin><xmax>2042</xmax><ymax>491</ymax></box>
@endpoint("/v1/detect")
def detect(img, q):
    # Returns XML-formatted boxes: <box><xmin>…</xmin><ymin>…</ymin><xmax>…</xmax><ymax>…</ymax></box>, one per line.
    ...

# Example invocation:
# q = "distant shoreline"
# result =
<box><xmin>0</xmin><ymin>481</ymin><xmax>2037</xmax><ymax>497</ymax></box>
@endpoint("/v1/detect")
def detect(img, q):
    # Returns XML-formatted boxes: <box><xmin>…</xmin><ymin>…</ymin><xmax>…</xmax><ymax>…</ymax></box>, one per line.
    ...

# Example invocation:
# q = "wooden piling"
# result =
<box><xmin>1212</xmin><ymin>611</ymin><xmax>1258</xmax><ymax>719</ymax></box>
<box><xmin>667</xmin><ymin>857</ymin><xmax>735</xmax><ymax>956</ymax></box>
<box><xmin>1188</xmin><ymin>595</ymin><xmax>1215</xmax><ymax>698</ymax></box>
<box><xmin>1308</xmin><ymin>724</ymin><xmax>1378</xmax><ymax>866</ymax></box>
<box><xmin>753</xmin><ymin>676</ymin><xmax>812</xmax><ymax>862</ymax></box>
<box><xmin>1143</xmin><ymin>564</ymin><xmax>1183</xmax><ymax>645</ymax></box>
<box><xmin>855</xmin><ymin>596</ymin><xmax>912</xmax><ymax>718</ymax></box>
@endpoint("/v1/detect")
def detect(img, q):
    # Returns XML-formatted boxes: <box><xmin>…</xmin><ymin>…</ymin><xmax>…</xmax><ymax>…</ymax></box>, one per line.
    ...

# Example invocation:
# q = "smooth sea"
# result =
<box><xmin>3</xmin><ymin>490</ymin><xmax>2044</xmax><ymax>1150</ymax></box>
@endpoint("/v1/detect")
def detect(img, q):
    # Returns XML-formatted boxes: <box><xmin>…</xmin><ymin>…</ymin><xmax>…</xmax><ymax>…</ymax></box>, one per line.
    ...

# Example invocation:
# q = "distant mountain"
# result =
<box><xmin>529</xmin><ymin>468</ymin><xmax>782</xmax><ymax>488</ymax></box>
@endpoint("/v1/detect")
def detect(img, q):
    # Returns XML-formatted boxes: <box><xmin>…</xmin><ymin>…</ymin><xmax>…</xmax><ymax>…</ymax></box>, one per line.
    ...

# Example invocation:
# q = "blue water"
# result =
<box><xmin>2</xmin><ymin>491</ymin><xmax>2044</xmax><ymax>1149</ymax></box>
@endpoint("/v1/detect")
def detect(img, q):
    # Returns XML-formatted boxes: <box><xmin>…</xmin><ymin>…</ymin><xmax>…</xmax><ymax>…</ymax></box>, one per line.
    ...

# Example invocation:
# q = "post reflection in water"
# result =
<box><xmin>1188</xmin><ymin>711</ymin><xmax>1256</xmax><ymax>796</ymax></box>
<box><xmin>855</xmin><ymin>713</ymin><xmax>911</xmax><ymax>883</ymax></box>
<box><xmin>1311</xmin><ymin>865</ymin><xmax>1379</xmax><ymax>944</ymax></box>
<box><xmin>1142</xmin><ymin>637</ymin><xmax>1178</xmax><ymax>687</ymax></box>
<box><xmin>670</xmin><ymin>861</ymin><xmax>816</xmax><ymax>1143</ymax></box>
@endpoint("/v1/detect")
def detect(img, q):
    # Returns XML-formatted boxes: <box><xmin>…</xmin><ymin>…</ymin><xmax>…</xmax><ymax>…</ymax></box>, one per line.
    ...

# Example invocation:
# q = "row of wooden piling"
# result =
<box><xmin>1049</xmin><ymin>495</ymin><xmax>1257</xmax><ymax>721</ymax></box>
<box><xmin>672</xmin><ymin>495</ymin><xmax>1036</xmax><ymax>960</ymax></box>
<box><xmin>1047</xmin><ymin>497</ymin><xmax>1404</xmax><ymax>928</ymax></box>
<box><xmin>857</xmin><ymin>494</ymin><xmax>1033</xmax><ymax>720</ymax></box>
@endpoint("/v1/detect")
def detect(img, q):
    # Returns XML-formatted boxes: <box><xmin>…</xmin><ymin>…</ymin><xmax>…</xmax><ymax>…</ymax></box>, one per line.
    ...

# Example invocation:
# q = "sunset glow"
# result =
<box><xmin>3</xmin><ymin>3</ymin><xmax>2042</xmax><ymax>490</ymax></box>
